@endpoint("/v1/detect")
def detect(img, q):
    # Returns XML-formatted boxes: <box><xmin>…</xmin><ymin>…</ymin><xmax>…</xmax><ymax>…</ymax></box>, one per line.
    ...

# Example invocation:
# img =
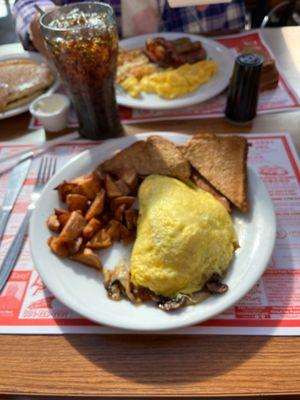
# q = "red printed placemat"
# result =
<box><xmin>29</xmin><ymin>30</ymin><xmax>300</xmax><ymax>129</ymax></box>
<box><xmin>0</xmin><ymin>132</ymin><xmax>299</xmax><ymax>335</ymax></box>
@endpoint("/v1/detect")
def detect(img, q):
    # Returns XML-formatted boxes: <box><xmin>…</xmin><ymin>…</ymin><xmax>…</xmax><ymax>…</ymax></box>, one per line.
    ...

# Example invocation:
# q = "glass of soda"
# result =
<box><xmin>40</xmin><ymin>2</ymin><xmax>123</xmax><ymax>140</ymax></box>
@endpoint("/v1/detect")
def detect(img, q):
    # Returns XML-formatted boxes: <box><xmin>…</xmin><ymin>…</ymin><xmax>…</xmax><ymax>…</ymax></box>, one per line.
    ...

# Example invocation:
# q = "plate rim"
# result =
<box><xmin>117</xmin><ymin>32</ymin><xmax>234</xmax><ymax>110</ymax></box>
<box><xmin>0</xmin><ymin>51</ymin><xmax>60</xmax><ymax>120</ymax></box>
<box><xmin>29</xmin><ymin>132</ymin><xmax>276</xmax><ymax>332</ymax></box>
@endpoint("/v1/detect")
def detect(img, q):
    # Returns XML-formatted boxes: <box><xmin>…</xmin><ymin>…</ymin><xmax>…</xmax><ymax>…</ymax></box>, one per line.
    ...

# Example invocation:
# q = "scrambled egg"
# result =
<box><xmin>130</xmin><ymin>175</ymin><xmax>237</xmax><ymax>297</ymax></box>
<box><xmin>120</xmin><ymin>60</ymin><xmax>217</xmax><ymax>99</ymax></box>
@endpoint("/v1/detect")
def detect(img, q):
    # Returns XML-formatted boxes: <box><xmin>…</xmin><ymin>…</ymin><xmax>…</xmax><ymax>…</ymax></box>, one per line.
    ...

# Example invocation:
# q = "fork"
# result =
<box><xmin>0</xmin><ymin>157</ymin><xmax>57</xmax><ymax>292</ymax></box>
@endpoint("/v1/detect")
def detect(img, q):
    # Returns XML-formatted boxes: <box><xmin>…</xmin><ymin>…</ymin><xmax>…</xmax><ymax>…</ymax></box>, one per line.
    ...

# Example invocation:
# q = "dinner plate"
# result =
<box><xmin>0</xmin><ymin>51</ymin><xmax>60</xmax><ymax>120</ymax></box>
<box><xmin>117</xmin><ymin>32</ymin><xmax>234</xmax><ymax>110</ymax></box>
<box><xmin>30</xmin><ymin>132</ymin><xmax>276</xmax><ymax>331</ymax></box>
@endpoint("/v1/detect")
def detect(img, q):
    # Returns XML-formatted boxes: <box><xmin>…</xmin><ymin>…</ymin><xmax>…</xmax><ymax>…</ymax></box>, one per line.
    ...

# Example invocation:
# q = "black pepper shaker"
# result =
<box><xmin>225</xmin><ymin>53</ymin><xmax>264</xmax><ymax>123</ymax></box>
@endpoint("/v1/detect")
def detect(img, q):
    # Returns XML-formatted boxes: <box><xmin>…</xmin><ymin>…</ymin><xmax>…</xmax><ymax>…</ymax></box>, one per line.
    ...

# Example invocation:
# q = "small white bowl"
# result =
<box><xmin>30</xmin><ymin>93</ymin><xmax>70</xmax><ymax>132</ymax></box>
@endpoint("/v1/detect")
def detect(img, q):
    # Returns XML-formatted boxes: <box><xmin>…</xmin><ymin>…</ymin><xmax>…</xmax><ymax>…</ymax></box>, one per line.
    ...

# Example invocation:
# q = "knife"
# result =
<box><xmin>0</xmin><ymin>155</ymin><xmax>32</xmax><ymax>241</ymax></box>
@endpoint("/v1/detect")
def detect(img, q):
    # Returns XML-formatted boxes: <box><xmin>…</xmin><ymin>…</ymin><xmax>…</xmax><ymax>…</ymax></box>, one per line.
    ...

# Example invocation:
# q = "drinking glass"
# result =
<box><xmin>40</xmin><ymin>2</ymin><xmax>123</xmax><ymax>140</ymax></box>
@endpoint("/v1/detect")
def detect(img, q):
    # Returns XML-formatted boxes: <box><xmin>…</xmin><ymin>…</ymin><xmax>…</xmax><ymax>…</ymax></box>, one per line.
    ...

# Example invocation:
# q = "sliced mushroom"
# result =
<box><xmin>103</xmin><ymin>269</ymin><xmax>123</xmax><ymax>301</ymax></box>
<box><xmin>205</xmin><ymin>274</ymin><xmax>228</xmax><ymax>294</ymax></box>
<box><xmin>103</xmin><ymin>264</ymin><xmax>136</xmax><ymax>303</ymax></box>
<box><xmin>158</xmin><ymin>293</ymin><xmax>190</xmax><ymax>311</ymax></box>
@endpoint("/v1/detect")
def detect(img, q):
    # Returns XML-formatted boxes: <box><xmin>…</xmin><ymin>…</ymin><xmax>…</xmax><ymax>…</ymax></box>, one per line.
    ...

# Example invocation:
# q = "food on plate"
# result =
<box><xmin>46</xmin><ymin>134</ymin><xmax>249</xmax><ymax>311</ymax></box>
<box><xmin>144</xmin><ymin>37</ymin><xmax>207</xmax><ymax>68</ymax></box>
<box><xmin>240</xmin><ymin>46</ymin><xmax>279</xmax><ymax>91</ymax></box>
<box><xmin>117</xmin><ymin>36</ymin><xmax>216</xmax><ymax>99</ymax></box>
<box><xmin>181</xmin><ymin>134</ymin><xmax>248</xmax><ymax>212</ymax></box>
<box><xmin>138</xmin><ymin>60</ymin><xmax>217</xmax><ymax>99</ymax></box>
<box><xmin>130</xmin><ymin>175</ymin><xmax>238</xmax><ymax>298</ymax></box>
<box><xmin>117</xmin><ymin>48</ymin><xmax>158</xmax><ymax>97</ymax></box>
<box><xmin>100</xmin><ymin>135</ymin><xmax>191</xmax><ymax>181</ymax></box>
<box><xmin>0</xmin><ymin>59</ymin><xmax>54</xmax><ymax>112</ymax></box>
<box><xmin>190</xmin><ymin>170</ymin><xmax>231</xmax><ymax>213</ymax></box>
<box><xmin>117</xmin><ymin>49</ymin><xmax>158</xmax><ymax>86</ymax></box>
<box><xmin>47</xmin><ymin>170</ymin><xmax>138</xmax><ymax>266</ymax></box>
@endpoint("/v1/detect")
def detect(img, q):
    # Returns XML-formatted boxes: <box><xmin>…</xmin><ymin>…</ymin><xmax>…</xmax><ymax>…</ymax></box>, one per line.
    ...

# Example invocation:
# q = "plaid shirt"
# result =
<box><xmin>13</xmin><ymin>0</ymin><xmax>245</xmax><ymax>48</ymax></box>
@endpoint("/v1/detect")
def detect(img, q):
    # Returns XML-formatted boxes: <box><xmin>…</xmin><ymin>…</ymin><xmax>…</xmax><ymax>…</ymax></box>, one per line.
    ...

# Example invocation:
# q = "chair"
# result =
<box><xmin>261</xmin><ymin>0</ymin><xmax>300</xmax><ymax>27</ymax></box>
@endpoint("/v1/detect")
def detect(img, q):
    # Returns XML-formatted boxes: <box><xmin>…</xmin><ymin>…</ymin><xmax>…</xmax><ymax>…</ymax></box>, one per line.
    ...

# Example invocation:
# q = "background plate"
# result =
<box><xmin>117</xmin><ymin>33</ymin><xmax>234</xmax><ymax>110</ymax></box>
<box><xmin>30</xmin><ymin>132</ymin><xmax>276</xmax><ymax>331</ymax></box>
<box><xmin>0</xmin><ymin>51</ymin><xmax>60</xmax><ymax>120</ymax></box>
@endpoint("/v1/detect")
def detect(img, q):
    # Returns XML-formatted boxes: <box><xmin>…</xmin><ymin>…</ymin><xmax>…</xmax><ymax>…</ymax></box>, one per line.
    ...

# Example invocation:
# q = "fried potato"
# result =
<box><xmin>114</xmin><ymin>203</ymin><xmax>126</xmax><ymax>222</ymax></box>
<box><xmin>106</xmin><ymin>219</ymin><xmax>121</xmax><ymax>241</ymax></box>
<box><xmin>115</xmin><ymin>179</ymin><xmax>130</xmax><ymax>196</ymax></box>
<box><xmin>55</xmin><ymin>182</ymin><xmax>82</xmax><ymax>202</ymax></box>
<box><xmin>58</xmin><ymin>213</ymin><xmax>71</xmax><ymax>228</ymax></box>
<box><xmin>110</xmin><ymin>196</ymin><xmax>135</xmax><ymax>212</ymax></box>
<box><xmin>106</xmin><ymin>219</ymin><xmax>131</xmax><ymax>242</ymax></box>
<box><xmin>124</xmin><ymin>208</ymin><xmax>138</xmax><ymax>230</ymax></box>
<box><xmin>54</xmin><ymin>208</ymin><xmax>70</xmax><ymax>217</ymax></box>
<box><xmin>66</xmin><ymin>194</ymin><xmax>89</xmax><ymax>213</ymax></box>
<box><xmin>105</xmin><ymin>174</ymin><xmax>124</xmax><ymax>198</ymax></box>
<box><xmin>114</xmin><ymin>168</ymin><xmax>138</xmax><ymax>193</ymax></box>
<box><xmin>72</xmin><ymin>172</ymin><xmax>101</xmax><ymax>200</ymax></box>
<box><xmin>58</xmin><ymin>211</ymin><xmax>85</xmax><ymax>242</ymax></box>
<box><xmin>47</xmin><ymin>214</ymin><xmax>60</xmax><ymax>232</ymax></box>
<box><xmin>70</xmin><ymin>248</ymin><xmax>102</xmax><ymax>270</ymax></box>
<box><xmin>48</xmin><ymin>237</ymin><xmax>69</xmax><ymax>257</ymax></box>
<box><xmin>82</xmin><ymin>218</ymin><xmax>102</xmax><ymax>240</ymax></box>
<box><xmin>67</xmin><ymin>236</ymin><xmax>83</xmax><ymax>255</ymax></box>
<box><xmin>86</xmin><ymin>229</ymin><xmax>112</xmax><ymax>250</ymax></box>
<box><xmin>85</xmin><ymin>189</ymin><xmax>105</xmax><ymax>220</ymax></box>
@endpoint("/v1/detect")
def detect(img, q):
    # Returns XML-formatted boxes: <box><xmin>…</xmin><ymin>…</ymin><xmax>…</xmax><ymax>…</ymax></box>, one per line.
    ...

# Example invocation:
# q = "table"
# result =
<box><xmin>0</xmin><ymin>27</ymin><xmax>300</xmax><ymax>399</ymax></box>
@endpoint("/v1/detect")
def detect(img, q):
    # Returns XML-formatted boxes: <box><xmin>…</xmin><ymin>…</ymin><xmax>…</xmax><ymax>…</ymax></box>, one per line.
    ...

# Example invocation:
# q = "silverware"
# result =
<box><xmin>0</xmin><ymin>157</ymin><xmax>57</xmax><ymax>293</ymax></box>
<box><xmin>0</xmin><ymin>155</ymin><xmax>32</xmax><ymax>241</ymax></box>
<box><xmin>0</xmin><ymin>132</ymin><xmax>79</xmax><ymax>164</ymax></box>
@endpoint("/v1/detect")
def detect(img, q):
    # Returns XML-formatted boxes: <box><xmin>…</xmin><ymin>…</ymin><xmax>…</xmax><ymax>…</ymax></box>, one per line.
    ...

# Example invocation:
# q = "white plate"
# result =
<box><xmin>117</xmin><ymin>33</ymin><xmax>234</xmax><ymax>110</ymax></box>
<box><xmin>30</xmin><ymin>132</ymin><xmax>276</xmax><ymax>332</ymax></box>
<box><xmin>0</xmin><ymin>51</ymin><xmax>60</xmax><ymax>120</ymax></box>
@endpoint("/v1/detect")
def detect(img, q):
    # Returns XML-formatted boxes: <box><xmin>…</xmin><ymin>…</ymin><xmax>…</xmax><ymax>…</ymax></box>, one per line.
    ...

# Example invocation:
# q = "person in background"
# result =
<box><xmin>13</xmin><ymin>0</ymin><xmax>246</xmax><ymax>58</ymax></box>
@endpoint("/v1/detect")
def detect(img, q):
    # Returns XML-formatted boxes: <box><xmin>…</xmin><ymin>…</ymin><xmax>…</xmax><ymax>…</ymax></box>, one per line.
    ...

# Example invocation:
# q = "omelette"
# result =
<box><xmin>130</xmin><ymin>175</ymin><xmax>238</xmax><ymax>298</ymax></box>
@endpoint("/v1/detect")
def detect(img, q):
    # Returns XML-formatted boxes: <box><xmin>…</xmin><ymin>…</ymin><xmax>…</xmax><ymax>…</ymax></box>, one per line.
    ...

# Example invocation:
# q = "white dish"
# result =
<box><xmin>117</xmin><ymin>32</ymin><xmax>234</xmax><ymax>110</ymax></box>
<box><xmin>0</xmin><ymin>51</ymin><xmax>60</xmax><ymax>120</ymax></box>
<box><xmin>29</xmin><ymin>93</ymin><xmax>70</xmax><ymax>132</ymax></box>
<box><xmin>30</xmin><ymin>132</ymin><xmax>276</xmax><ymax>332</ymax></box>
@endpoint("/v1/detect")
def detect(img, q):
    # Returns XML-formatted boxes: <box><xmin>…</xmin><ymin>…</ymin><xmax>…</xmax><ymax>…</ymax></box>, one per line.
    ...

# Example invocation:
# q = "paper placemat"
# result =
<box><xmin>29</xmin><ymin>30</ymin><xmax>300</xmax><ymax>129</ymax></box>
<box><xmin>0</xmin><ymin>132</ymin><xmax>299</xmax><ymax>335</ymax></box>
